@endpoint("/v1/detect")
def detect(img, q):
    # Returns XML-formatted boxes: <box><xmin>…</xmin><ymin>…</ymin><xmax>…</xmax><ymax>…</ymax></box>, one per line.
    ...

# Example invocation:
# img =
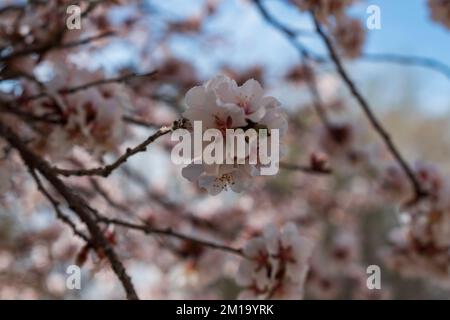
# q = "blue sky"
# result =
<box><xmin>149</xmin><ymin>0</ymin><xmax>450</xmax><ymax>116</ymax></box>
<box><xmin>2</xmin><ymin>0</ymin><xmax>448</xmax><ymax>113</ymax></box>
<box><xmin>365</xmin><ymin>0</ymin><xmax>450</xmax><ymax>59</ymax></box>
<box><xmin>155</xmin><ymin>0</ymin><xmax>450</xmax><ymax>68</ymax></box>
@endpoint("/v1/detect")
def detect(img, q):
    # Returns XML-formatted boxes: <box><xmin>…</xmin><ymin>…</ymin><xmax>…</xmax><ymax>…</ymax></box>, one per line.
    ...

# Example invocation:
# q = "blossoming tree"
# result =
<box><xmin>1</xmin><ymin>0</ymin><xmax>450</xmax><ymax>299</ymax></box>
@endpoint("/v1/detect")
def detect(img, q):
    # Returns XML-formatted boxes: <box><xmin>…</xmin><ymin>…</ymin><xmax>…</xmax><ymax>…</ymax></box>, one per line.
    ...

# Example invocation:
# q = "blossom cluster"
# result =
<box><xmin>382</xmin><ymin>164</ymin><xmax>450</xmax><ymax>285</ymax></box>
<box><xmin>291</xmin><ymin>0</ymin><xmax>355</xmax><ymax>22</ymax></box>
<box><xmin>181</xmin><ymin>75</ymin><xmax>288</xmax><ymax>195</ymax></box>
<box><xmin>23</xmin><ymin>60</ymin><xmax>129</xmax><ymax>159</ymax></box>
<box><xmin>291</xmin><ymin>0</ymin><xmax>365</xmax><ymax>59</ymax></box>
<box><xmin>236</xmin><ymin>223</ymin><xmax>314</xmax><ymax>299</ymax></box>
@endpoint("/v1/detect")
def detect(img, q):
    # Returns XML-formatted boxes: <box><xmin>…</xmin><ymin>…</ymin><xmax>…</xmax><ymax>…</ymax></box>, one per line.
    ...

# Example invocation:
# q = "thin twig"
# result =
<box><xmin>26</xmin><ymin>71</ymin><xmax>158</xmax><ymax>101</ymax></box>
<box><xmin>311</xmin><ymin>13</ymin><xmax>426</xmax><ymax>201</ymax></box>
<box><xmin>312</xmin><ymin>53</ymin><xmax>450</xmax><ymax>82</ymax></box>
<box><xmin>362</xmin><ymin>53</ymin><xmax>450</xmax><ymax>81</ymax></box>
<box><xmin>252</xmin><ymin>0</ymin><xmax>332</xmax><ymax>130</ymax></box>
<box><xmin>0</xmin><ymin>32</ymin><xmax>114</xmax><ymax>62</ymax></box>
<box><xmin>122</xmin><ymin>115</ymin><xmax>159</xmax><ymax>129</ymax></box>
<box><xmin>0</xmin><ymin>100</ymin><xmax>62</xmax><ymax>124</ymax></box>
<box><xmin>29</xmin><ymin>168</ymin><xmax>92</xmax><ymax>244</ymax></box>
<box><xmin>0</xmin><ymin>4</ymin><xmax>24</xmax><ymax>15</ymax></box>
<box><xmin>0</xmin><ymin>120</ymin><xmax>139</xmax><ymax>300</ymax></box>
<box><xmin>98</xmin><ymin>216</ymin><xmax>245</xmax><ymax>257</ymax></box>
<box><xmin>54</xmin><ymin>119</ymin><xmax>185</xmax><ymax>178</ymax></box>
<box><xmin>89</xmin><ymin>178</ymin><xmax>132</xmax><ymax>213</ymax></box>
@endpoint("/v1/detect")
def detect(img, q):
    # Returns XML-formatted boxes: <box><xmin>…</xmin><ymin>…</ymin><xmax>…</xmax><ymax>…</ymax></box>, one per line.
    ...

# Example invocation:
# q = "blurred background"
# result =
<box><xmin>1</xmin><ymin>0</ymin><xmax>450</xmax><ymax>299</ymax></box>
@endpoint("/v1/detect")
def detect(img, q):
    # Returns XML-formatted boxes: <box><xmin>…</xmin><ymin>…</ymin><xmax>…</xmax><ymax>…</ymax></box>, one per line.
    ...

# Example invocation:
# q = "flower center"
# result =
<box><xmin>237</xmin><ymin>99</ymin><xmax>251</xmax><ymax>114</ymax></box>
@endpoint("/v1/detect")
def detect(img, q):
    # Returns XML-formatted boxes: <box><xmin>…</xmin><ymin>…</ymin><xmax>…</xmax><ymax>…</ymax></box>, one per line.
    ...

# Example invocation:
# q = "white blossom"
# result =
<box><xmin>236</xmin><ymin>223</ymin><xmax>314</xmax><ymax>299</ymax></box>
<box><xmin>181</xmin><ymin>75</ymin><xmax>287</xmax><ymax>195</ymax></box>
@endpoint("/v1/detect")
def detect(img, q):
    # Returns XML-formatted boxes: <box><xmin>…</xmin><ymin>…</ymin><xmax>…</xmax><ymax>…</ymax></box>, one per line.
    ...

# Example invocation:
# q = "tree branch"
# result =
<box><xmin>362</xmin><ymin>53</ymin><xmax>450</xmax><ymax>81</ymax></box>
<box><xmin>1</xmin><ymin>31</ymin><xmax>113</xmax><ymax>63</ymax></box>
<box><xmin>25</xmin><ymin>71</ymin><xmax>158</xmax><ymax>101</ymax></box>
<box><xmin>122</xmin><ymin>115</ymin><xmax>159</xmax><ymax>129</ymax></box>
<box><xmin>54</xmin><ymin>119</ymin><xmax>186</xmax><ymax>178</ymax></box>
<box><xmin>311</xmin><ymin>13</ymin><xmax>426</xmax><ymax>201</ymax></box>
<box><xmin>29</xmin><ymin>168</ymin><xmax>92</xmax><ymax>244</ymax></box>
<box><xmin>280</xmin><ymin>162</ymin><xmax>332</xmax><ymax>175</ymax></box>
<box><xmin>0</xmin><ymin>120</ymin><xmax>139</xmax><ymax>300</ymax></box>
<box><xmin>252</xmin><ymin>0</ymin><xmax>332</xmax><ymax>130</ymax></box>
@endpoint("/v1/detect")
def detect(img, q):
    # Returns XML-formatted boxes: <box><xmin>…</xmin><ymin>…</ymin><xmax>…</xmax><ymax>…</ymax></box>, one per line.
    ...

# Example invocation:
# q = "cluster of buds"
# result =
<box><xmin>20</xmin><ymin>60</ymin><xmax>130</xmax><ymax>159</ymax></box>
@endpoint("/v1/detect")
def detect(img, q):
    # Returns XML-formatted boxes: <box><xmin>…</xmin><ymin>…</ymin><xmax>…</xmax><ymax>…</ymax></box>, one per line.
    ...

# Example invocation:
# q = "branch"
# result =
<box><xmin>0</xmin><ymin>0</ymin><xmax>51</xmax><ymax>15</ymax></box>
<box><xmin>29</xmin><ymin>168</ymin><xmax>92</xmax><ymax>244</ymax></box>
<box><xmin>98</xmin><ymin>216</ymin><xmax>245</xmax><ymax>257</ymax></box>
<box><xmin>280</xmin><ymin>162</ymin><xmax>332</xmax><ymax>175</ymax></box>
<box><xmin>252</xmin><ymin>0</ymin><xmax>332</xmax><ymax>130</ymax></box>
<box><xmin>122</xmin><ymin>115</ymin><xmax>159</xmax><ymax>129</ymax></box>
<box><xmin>121</xmin><ymin>165</ymin><xmax>233</xmax><ymax>237</ymax></box>
<box><xmin>362</xmin><ymin>53</ymin><xmax>450</xmax><ymax>81</ymax></box>
<box><xmin>89</xmin><ymin>177</ymin><xmax>132</xmax><ymax>214</ymax></box>
<box><xmin>1</xmin><ymin>72</ymin><xmax>157</xmax><ymax>126</ymax></box>
<box><xmin>25</xmin><ymin>71</ymin><xmax>158</xmax><ymax>101</ymax></box>
<box><xmin>0</xmin><ymin>120</ymin><xmax>139</xmax><ymax>300</ymax></box>
<box><xmin>0</xmin><ymin>100</ymin><xmax>63</xmax><ymax>124</ymax></box>
<box><xmin>54</xmin><ymin>119</ymin><xmax>186</xmax><ymax>177</ymax></box>
<box><xmin>311</xmin><ymin>13</ymin><xmax>426</xmax><ymax>201</ymax></box>
<box><xmin>251</xmin><ymin>1</ymin><xmax>450</xmax><ymax>81</ymax></box>
<box><xmin>311</xmin><ymin>53</ymin><xmax>450</xmax><ymax>82</ymax></box>
<box><xmin>0</xmin><ymin>4</ymin><xmax>24</xmax><ymax>15</ymax></box>
<box><xmin>0</xmin><ymin>32</ymin><xmax>114</xmax><ymax>63</ymax></box>
<box><xmin>81</xmin><ymin>0</ymin><xmax>108</xmax><ymax>18</ymax></box>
